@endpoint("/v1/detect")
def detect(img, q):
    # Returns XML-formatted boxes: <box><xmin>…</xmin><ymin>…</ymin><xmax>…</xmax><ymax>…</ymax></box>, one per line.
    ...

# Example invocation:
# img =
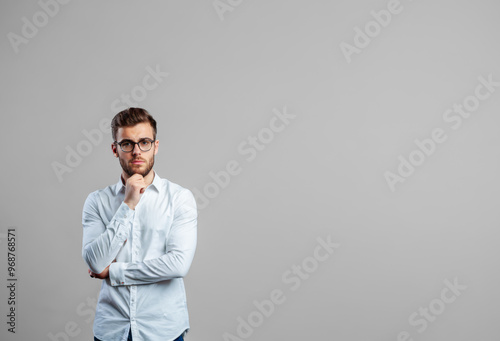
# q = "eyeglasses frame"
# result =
<box><xmin>114</xmin><ymin>138</ymin><xmax>156</xmax><ymax>153</ymax></box>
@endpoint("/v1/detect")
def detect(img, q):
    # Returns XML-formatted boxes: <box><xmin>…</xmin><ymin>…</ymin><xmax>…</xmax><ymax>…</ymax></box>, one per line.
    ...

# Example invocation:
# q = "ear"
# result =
<box><xmin>153</xmin><ymin>139</ymin><xmax>159</xmax><ymax>155</ymax></box>
<box><xmin>111</xmin><ymin>143</ymin><xmax>119</xmax><ymax>157</ymax></box>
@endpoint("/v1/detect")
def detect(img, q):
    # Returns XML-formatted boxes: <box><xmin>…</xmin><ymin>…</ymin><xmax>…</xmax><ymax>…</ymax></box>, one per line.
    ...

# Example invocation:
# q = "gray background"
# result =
<box><xmin>1</xmin><ymin>0</ymin><xmax>499</xmax><ymax>340</ymax></box>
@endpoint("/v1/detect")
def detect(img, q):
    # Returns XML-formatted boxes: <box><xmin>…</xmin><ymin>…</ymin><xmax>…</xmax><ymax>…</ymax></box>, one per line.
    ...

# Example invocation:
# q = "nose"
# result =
<box><xmin>132</xmin><ymin>143</ymin><xmax>142</xmax><ymax>155</ymax></box>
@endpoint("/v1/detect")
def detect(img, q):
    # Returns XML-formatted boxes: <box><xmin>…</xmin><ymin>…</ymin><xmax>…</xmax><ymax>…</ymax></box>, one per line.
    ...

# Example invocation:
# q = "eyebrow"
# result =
<box><xmin>120</xmin><ymin>137</ymin><xmax>153</xmax><ymax>141</ymax></box>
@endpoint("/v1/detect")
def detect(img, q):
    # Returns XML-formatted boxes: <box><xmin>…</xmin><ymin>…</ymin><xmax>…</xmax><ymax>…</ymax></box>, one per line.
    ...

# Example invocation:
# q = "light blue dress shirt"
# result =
<box><xmin>81</xmin><ymin>171</ymin><xmax>197</xmax><ymax>341</ymax></box>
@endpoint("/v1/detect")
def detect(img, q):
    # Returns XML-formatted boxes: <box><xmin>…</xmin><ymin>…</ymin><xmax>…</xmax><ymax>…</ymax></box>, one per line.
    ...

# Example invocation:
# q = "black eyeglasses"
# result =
<box><xmin>114</xmin><ymin>138</ymin><xmax>155</xmax><ymax>152</ymax></box>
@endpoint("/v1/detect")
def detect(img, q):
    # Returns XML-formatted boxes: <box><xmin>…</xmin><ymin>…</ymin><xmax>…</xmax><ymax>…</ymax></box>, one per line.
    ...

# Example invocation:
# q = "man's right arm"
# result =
<box><xmin>81</xmin><ymin>192</ymin><xmax>135</xmax><ymax>274</ymax></box>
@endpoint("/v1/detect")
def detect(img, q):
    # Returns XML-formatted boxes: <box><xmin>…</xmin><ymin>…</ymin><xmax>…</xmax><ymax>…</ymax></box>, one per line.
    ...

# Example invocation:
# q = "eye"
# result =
<box><xmin>121</xmin><ymin>141</ymin><xmax>132</xmax><ymax>147</ymax></box>
<box><xmin>140</xmin><ymin>140</ymin><xmax>150</xmax><ymax>146</ymax></box>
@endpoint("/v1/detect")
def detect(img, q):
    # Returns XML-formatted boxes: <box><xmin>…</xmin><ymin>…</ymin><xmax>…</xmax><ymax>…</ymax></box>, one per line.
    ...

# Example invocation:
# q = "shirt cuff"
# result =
<box><xmin>109</xmin><ymin>261</ymin><xmax>127</xmax><ymax>286</ymax></box>
<box><xmin>114</xmin><ymin>202</ymin><xmax>135</xmax><ymax>225</ymax></box>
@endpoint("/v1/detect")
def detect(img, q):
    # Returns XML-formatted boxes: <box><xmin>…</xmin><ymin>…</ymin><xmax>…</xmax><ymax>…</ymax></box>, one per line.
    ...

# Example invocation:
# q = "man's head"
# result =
<box><xmin>111</xmin><ymin>108</ymin><xmax>159</xmax><ymax>179</ymax></box>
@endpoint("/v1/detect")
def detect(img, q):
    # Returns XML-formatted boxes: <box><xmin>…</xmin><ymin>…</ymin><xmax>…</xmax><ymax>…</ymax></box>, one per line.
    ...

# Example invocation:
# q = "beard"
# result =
<box><xmin>119</xmin><ymin>154</ymin><xmax>155</xmax><ymax>178</ymax></box>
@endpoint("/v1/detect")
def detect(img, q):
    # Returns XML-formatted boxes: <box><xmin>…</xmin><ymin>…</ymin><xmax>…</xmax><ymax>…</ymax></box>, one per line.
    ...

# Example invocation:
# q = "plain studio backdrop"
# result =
<box><xmin>1</xmin><ymin>0</ymin><xmax>499</xmax><ymax>340</ymax></box>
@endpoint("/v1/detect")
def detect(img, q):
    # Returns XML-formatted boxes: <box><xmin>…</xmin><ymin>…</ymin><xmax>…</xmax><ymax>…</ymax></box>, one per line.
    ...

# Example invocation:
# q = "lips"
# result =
<box><xmin>131</xmin><ymin>159</ymin><xmax>145</xmax><ymax>164</ymax></box>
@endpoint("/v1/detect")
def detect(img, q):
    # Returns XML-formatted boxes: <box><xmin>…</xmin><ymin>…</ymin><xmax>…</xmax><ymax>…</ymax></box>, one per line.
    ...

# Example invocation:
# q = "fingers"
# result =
<box><xmin>129</xmin><ymin>174</ymin><xmax>144</xmax><ymax>182</ymax></box>
<box><xmin>128</xmin><ymin>176</ymin><xmax>146</xmax><ymax>192</ymax></box>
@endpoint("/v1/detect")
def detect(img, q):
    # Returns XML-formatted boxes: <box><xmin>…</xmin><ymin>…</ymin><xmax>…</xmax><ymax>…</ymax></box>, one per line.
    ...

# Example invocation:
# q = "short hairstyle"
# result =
<box><xmin>111</xmin><ymin>107</ymin><xmax>157</xmax><ymax>141</ymax></box>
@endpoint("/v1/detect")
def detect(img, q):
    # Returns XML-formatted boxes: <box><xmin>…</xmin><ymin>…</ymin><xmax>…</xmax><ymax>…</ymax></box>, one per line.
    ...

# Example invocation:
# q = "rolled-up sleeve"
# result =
<box><xmin>82</xmin><ymin>192</ymin><xmax>135</xmax><ymax>274</ymax></box>
<box><xmin>109</xmin><ymin>189</ymin><xmax>197</xmax><ymax>286</ymax></box>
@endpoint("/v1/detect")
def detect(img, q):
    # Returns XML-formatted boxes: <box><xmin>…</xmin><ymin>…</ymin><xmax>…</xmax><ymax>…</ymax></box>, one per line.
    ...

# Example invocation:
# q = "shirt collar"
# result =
<box><xmin>114</xmin><ymin>170</ymin><xmax>161</xmax><ymax>195</ymax></box>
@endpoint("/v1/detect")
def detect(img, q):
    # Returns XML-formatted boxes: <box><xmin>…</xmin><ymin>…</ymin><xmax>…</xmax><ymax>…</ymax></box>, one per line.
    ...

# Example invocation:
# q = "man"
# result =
<box><xmin>81</xmin><ymin>108</ymin><xmax>197</xmax><ymax>341</ymax></box>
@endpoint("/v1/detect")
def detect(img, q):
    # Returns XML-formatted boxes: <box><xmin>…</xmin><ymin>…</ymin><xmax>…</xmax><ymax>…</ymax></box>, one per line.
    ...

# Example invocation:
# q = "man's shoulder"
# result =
<box><xmin>157</xmin><ymin>176</ymin><xmax>192</xmax><ymax>198</ymax></box>
<box><xmin>156</xmin><ymin>176</ymin><xmax>195</xmax><ymax>209</ymax></box>
<box><xmin>83</xmin><ymin>181</ymin><xmax>118</xmax><ymax>203</ymax></box>
<box><xmin>159</xmin><ymin>177</ymin><xmax>197</xmax><ymax>213</ymax></box>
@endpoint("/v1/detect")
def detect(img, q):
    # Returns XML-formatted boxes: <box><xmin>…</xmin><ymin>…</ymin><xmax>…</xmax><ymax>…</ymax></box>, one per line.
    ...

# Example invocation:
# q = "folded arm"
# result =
<box><xmin>108</xmin><ymin>189</ymin><xmax>197</xmax><ymax>286</ymax></box>
<box><xmin>82</xmin><ymin>192</ymin><xmax>135</xmax><ymax>274</ymax></box>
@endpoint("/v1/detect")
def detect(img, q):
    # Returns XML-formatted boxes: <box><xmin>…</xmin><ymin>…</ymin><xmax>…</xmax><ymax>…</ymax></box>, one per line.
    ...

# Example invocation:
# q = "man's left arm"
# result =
<box><xmin>108</xmin><ymin>189</ymin><xmax>197</xmax><ymax>286</ymax></box>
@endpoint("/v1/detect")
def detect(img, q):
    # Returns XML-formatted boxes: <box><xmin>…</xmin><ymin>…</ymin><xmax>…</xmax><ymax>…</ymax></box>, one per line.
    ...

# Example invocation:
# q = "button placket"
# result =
<box><xmin>129</xmin><ymin>191</ymin><xmax>143</xmax><ymax>337</ymax></box>
<box><xmin>130</xmin><ymin>285</ymin><xmax>137</xmax><ymax>332</ymax></box>
<box><xmin>129</xmin><ymin>204</ymin><xmax>137</xmax><ymax>329</ymax></box>
<box><xmin>133</xmin><ymin>203</ymin><xmax>141</xmax><ymax>261</ymax></box>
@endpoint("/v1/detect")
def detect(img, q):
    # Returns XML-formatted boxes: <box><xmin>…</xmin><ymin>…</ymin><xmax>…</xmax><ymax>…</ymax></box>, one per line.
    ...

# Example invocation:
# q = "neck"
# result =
<box><xmin>121</xmin><ymin>170</ymin><xmax>155</xmax><ymax>187</ymax></box>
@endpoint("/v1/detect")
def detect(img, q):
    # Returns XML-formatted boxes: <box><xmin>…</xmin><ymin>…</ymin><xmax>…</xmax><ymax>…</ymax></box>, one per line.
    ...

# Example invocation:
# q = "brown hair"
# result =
<box><xmin>111</xmin><ymin>107</ymin><xmax>157</xmax><ymax>141</ymax></box>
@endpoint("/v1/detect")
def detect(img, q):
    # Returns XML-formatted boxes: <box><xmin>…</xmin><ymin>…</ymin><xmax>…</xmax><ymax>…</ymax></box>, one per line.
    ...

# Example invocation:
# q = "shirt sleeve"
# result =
<box><xmin>82</xmin><ymin>192</ymin><xmax>135</xmax><ymax>274</ymax></box>
<box><xmin>108</xmin><ymin>188</ymin><xmax>197</xmax><ymax>286</ymax></box>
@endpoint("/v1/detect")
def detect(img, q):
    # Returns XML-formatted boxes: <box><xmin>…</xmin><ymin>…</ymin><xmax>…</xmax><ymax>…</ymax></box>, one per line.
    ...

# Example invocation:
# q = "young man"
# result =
<box><xmin>81</xmin><ymin>108</ymin><xmax>197</xmax><ymax>341</ymax></box>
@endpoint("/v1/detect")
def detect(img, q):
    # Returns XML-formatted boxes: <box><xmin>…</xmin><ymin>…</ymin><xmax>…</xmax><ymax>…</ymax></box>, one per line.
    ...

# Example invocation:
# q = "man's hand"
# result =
<box><xmin>124</xmin><ymin>174</ymin><xmax>146</xmax><ymax>210</ymax></box>
<box><xmin>89</xmin><ymin>259</ymin><xmax>116</xmax><ymax>279</ymax></box>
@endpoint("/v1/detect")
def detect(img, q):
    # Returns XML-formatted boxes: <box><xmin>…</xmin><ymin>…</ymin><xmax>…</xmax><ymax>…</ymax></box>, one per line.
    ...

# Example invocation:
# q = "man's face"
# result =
<box><xmin>112</xmin><ymin>122</ymin><xmax>159</xmax><ymax>178</ymax></box>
